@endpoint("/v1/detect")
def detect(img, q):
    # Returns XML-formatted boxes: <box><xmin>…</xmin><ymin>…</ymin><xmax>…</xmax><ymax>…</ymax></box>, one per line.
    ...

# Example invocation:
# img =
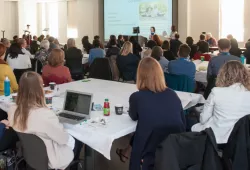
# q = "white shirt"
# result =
<box><xmin>192</xmin><ymin>83</ymin><xmax>250</xmax><ymax>144</ymax></box>
<box><xmin>22</xmin><ymin>48</ymin><xmax>34</xmax><ymax>59</ymax></box>
<box><xmin>7</xmin><ymin>53</ymin><xmax>32</xmax><ymax>70</ymax></box>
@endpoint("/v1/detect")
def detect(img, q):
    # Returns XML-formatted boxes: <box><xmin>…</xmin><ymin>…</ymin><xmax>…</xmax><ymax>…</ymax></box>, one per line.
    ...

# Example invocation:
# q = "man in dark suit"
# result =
<box><xmin>170</xmin><ymin>33</ymin><xmax>182</xmax><ymax>57</ymax></box>
<box><xmin>197</xmin><ymin>34</ymin><xmax>209</xmax><ymax>53</ymax></box>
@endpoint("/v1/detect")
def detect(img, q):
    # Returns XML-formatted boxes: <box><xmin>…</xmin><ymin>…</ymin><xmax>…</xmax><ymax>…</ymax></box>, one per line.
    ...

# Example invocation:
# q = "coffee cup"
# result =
<box><xmin>115</xmin><ymin>104</ymin><xmax>123</xmax><ymax>115</ymax></box>
<box><xmin>49</xmin><ymin>82</ymin><xmax>56</xmax><ymax>90</ymax></box>
<box><xmin>12</xmin><ymin>94</ymin><xmax>17</xmax><ymax>103</ymax></box>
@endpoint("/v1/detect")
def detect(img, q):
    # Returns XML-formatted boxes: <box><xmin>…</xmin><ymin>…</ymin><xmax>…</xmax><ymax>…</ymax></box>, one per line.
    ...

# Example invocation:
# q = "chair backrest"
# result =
<box><xmin>13</xmin><ymin>68</ymin><xmax>32</xmax><ymax>84</ymax></box>
<box><xmin>16</xmin><ymin>132</ymin><xmax>49</xmax><ymax>170</ymax></box>
<box><xmin>204</xmin><ymin>75</ymin><xmax>217</xmax><ymax>99</ymax></box>
<box><xmin>165</xmin><ymin>73</ymin><xmax>195</xmax><ymax>93</ymax></box>
<box><xmin>89</xmin><ymin>58</ymin><xmax>112</xmax><ymax>80</ymax></box>
<box><xmin>109</xmin><ymin>55</ymin><xmax>120</xmax><ymax>81</ymax></box>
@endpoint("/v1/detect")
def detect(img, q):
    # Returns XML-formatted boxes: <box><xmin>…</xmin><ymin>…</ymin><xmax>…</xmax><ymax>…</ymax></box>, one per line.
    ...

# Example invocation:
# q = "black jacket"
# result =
<box><xmin>163</xmin><ymin>50</ymin><xmax>176</xmax><ymax>61</ymax></box>
<box><xmin>170</xmin><ymin>39</ymin><xmax>183</xmax><ymax>57</ymax></box>
<box><xmin>106</xmin><ymin>46</ymin><xmax>120</xmax><ymax>58</ymax></box>
<box><xmin>155</xmin><ymin>128</ymin><xmax>223</xmax><ymax>170</ymax></box>
<box><xmin>30</xmin><ymin>40</ymin><xmax>39</xmax><ymax>54</ymax></box>
<box><xmin>223</xmin><ymin>115</ymin><xmax>250</xmax><ymax>170</ymax></box>
<box><xmin>65</xmin><ymin>47</ymin><xmax>83</xmax><ymax>74</ymax></box>
<box><xmin>197</xmin><ymin>41</ymin><xmax>209</xmax><ymax>53</ymax></box>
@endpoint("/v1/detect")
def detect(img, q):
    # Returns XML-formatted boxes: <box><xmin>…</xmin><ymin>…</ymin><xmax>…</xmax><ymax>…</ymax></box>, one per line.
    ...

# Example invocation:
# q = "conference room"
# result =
<box><xmin>0</xmin><ymin>0</ymin><xmax>250</xmax><ymax>170</ymax></box>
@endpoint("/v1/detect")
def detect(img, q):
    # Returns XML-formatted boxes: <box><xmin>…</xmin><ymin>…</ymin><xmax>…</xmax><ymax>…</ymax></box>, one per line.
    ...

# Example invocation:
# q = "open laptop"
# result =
<box><xmin>58</xmin><ymin>90</ymin><xmax>93</xmax><ymax>124</ymax></box>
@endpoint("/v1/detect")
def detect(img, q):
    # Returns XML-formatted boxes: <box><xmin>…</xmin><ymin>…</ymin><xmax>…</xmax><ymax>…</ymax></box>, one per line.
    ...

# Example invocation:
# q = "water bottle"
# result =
<box><xmin>240</xmin><ymin>54</ymin><xmax>246</xmax><ymax>65</ymax></box>
<box><xmin>4</xmin><ymin>76</ymin><xmax>10</xmax><ymax>96</ymax></box>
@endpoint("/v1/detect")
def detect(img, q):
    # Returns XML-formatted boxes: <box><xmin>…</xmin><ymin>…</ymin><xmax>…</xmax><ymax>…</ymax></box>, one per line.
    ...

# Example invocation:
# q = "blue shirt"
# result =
<box><xmin>88</xmin><ymin>48</ymin><xmax>105</xmax><ymax>65</ymax></box>
<box><xmin>207</xmin><ymin>52</ymin><xmax>241</xmax><ymax>77</ymax></box>
<box><xmin>168</xmin><ymin>58</ymin><xmax>196</xmax><ymax>79</ymax></box>
<box><xmin>159</xmin><ymin>57</ymin><xmax>169</xmax><ymax>73</ymax></box>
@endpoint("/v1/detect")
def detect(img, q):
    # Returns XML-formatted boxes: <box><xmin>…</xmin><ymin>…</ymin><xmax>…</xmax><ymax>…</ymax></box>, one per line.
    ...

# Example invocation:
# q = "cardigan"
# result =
<box><xmin>0</xmin><ymin>60</ymin><xmax>18</xmax><ymax>95</ymax></box>
<box><xmin>8</xmin><ymin>106</ymin><xmax>74</xmax><ymax>169</ymax></box>
<box><xmin>192</xmin><ymin>83</ymin><xmax>250</xmax><ymax>144</ymax></box>
<box><xmin>129</xmin><ymin>88</ymin><xmax>186</xmax><ymax>170</ymax></box>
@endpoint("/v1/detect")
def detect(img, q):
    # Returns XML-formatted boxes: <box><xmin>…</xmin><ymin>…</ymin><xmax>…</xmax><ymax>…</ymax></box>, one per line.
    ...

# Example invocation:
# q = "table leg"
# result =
<box><xmin>84</xmin><ymin>145</ymin><xmax>95</xmax><ymax>170</ymax></box>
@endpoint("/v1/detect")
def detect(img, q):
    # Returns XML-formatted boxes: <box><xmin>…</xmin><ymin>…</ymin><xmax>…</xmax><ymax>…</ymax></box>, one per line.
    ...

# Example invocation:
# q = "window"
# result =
<box><xmin>220</xmin><ymin>0</ymin><xmax>244</xmax><ymax>41</ymax></box>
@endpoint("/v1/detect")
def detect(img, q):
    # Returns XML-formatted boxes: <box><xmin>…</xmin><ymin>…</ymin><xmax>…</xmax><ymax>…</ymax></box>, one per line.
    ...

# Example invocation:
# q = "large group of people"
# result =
<box><xmin>0</xmin><ymin>26</ymin><xmax>250</xmax><ymax>170</ymax></box>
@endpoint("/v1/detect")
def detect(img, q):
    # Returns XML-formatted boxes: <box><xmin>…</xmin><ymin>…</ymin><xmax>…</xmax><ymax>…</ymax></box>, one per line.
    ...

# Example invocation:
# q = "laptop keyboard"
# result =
<box><xmin>59</xmin><ymin>113</ymin><xmax>85</xmax><ymax>121</ymax></box>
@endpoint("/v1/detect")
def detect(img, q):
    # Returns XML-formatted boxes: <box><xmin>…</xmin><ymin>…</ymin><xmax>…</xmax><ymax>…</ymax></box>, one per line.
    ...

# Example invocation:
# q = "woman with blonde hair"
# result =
<box><xmin>42</xmin><ymin>49</ymin><xmax>72</xmax><ymax>86</ymax></box>
<box><xmin>117</xmin><ymin>57</ymin><xmax>185</xmax><ymax>170</ymax></box>
<box><xmin>116</xmin><ymin>41</ymin><xmax>139</xmax><ymax>81</ymax></box>
<box><xmin>192</xmin><ymin>61</ymin><xmax>250</xmax><ymax>144</ymax></box>
<box><xmin>8</xmin><ymin>71</ymin><xmax>82</xmax><ymax>169</ymax></box>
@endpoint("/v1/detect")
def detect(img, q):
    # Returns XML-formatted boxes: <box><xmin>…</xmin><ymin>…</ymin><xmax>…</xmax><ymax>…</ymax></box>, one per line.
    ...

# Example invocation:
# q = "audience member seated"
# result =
<box><xmin>82</xmin><ymin>36</ymin><xmax>93</xmax><ymax>54</ymax></box>
<box><xmin>54</xmin><ymin>39</ymin><xmax>60</xmax><ymax>49</ymax></box>
<box><xmin>170</xmin><ymin>33</ymin><xmax>183</xmax><ymax>57</ymax></box>
<box><xmin>117</xmin><ymin>57</ymin><xmax>185</xmax><ymax>170</ymax></box>
<box><xmin>12</xmin><ymin>35</ymin><xmax>18</xmax><ymax>44</ymax></box>
<box><xmin>151</xmin><ymin>46</ymin><xmax>169</xmax><ymax>72</ymax></box>
<box><xmin>38</xmin><ymin>34</ymin><xmax>45</xmax><ymax>42</ymax></box>
<box><xmin>65</xmin><ymin>38</ymin><xmax>83</xmax><ymax>79</ymax></box>
<box><xmin>206</xmin><ymin>33</ymin><xmax>217</xmax><ymax>47</ymax></box>
<box><xmin>48</xmin><ymin>36</ymin><xmax>57</xmax><ymax>53</ymax></box>
<box><xmin>168</xmin><ymin>44</ymin><xmax>196</xmax><ymax>79</ymax></box>
<box><xmin>207</xmin><ymin>39</ymin><xmax>241</xmax><ymax>79</ymax></box>
<box><xmin>197</xmin><ymin>34</ymin><xmax>209</xmax><ymax>53</ymax></box>
<box><xmin>7</xmin><ymin>41</ymin><xmax>31</xmax><ymax>70</ymax></box>
<box><xmin>141</xmin><ymin>40</ymin><xmax>157</xmax><ymax>58</ymax></box>
<box><xmin>152</xmin><ymin>34</ymin><xmax>162</xmax><ymax>46</ymax></box>
<box><xmin>35</xmin><ymin>40</ymin><xmax>50</xmax><ymax>67</ymax></box>
<box><xmin>129</xmin><ymin>36</ymin><xmax>142</xmax><ymax>59</ymax></box>
<box><xmin>30</xmin><ymin>36</ymin><xmax>40</xmax><ymax>55</ymax></box>
<box><xmin>0</xmin><ymin>43</ymin><xmax>18</xmax><ymax>95</ymax></box>
<box><xmin>88</xmin><ymin>39</ymin><xmax>105</xmax><ymax>65</ymax></box>
<box><xmin>162</xmin><ymin>40</ymin><xmax>176</xmax><ymax>61</ymax></box>
<box><xmin>229</xmin><ymin>37</ymin><xmax>241</xmax><ymax>57</ymax></box>
<box><xmin>19</xmin><ymin>38</ymin><xmax>33</xmax><ymax>59</ymax></box>
<box><xmin>244</xmin><ymin>41</ymin><xmax>250</xmax><ymax>64</ymax></box>
<box><xmin>192</xmin><ymin>61</ymin><xmax>250</xmax><ymax>144</ymax></box>
<box><xmin>116</xmin><ymin>42</ymin><xmax>139</xmax><ymax>81</ymax></box>
<box><xmin>186</xmin><ymin>36</ymin><xmax>197</xmax><ymax>59</ymax></box>
<box><xmin>42</xmin><ymin>49</ymin><xmax>72</xmax><ymax>86</ymax></box>
<box><xmin>106</xmin><ymin>36</ymin><xmax>120</xmax><ymax>58</ymax></box>
<box><xmin>1</xmin><ymin>38</ymin><xmax>11</xmax><ymax>61</ymax></box>
<box><xmin>117</xmin><ymin>35</ymin><xmax>124</xmax><ymax>48</ymax></box>
<box><xmin>8</xmin><ymin>71</ymin><xmax>82</xmax><ymax>169</ymax></box>
<box><xmin>93</xmin><ymin>35</ymin><xmax>104</xmax><ymax>49</ymax></box>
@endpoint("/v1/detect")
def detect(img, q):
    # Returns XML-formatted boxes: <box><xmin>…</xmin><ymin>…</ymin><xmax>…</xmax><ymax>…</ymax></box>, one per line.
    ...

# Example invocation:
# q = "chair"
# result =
<box><xmin>193</xmin><ymin>53</ymin><xmax>211</xmax><ymax>61</ymax></box>
<box><xmin>65</xmin><ymin>57</ymin><xmax>84</xmax><ymax>81</ymax></box>
<box><xmin>15</xmin><ymin>132</ymin><xmax>49</xmax><ymax>170</ymax></box>
<box><xmin>13</xmin><ymin>68</ymin><xmax>32</xmax><ymax>84</ymax></box>
<box><xmin>15</xmin><ymin>132</ymin><xmax>83</xmax><ymax>170</ymax></box>
<box><xmin>164</xmin><ymin>73</ymin><xmax>195</xmax><ymax>93</ymax></box>
<box><xmin>89</xmin><ymin>58</ymin><xmax>112</xmax><ymax>80</ymax></box>
<box><xmin>35</xmin><ymin>59</ymin><xmax>43</xmax><ymax>75</ymax></box>
<box><xmin>204</xmin><ymin>75</ymin><xmax>217</xmax><ymax>99</ymax></box>
<box><xmin>109</xmin><ymin>55</ymin><xmax>120</xmax><ymax>81</ymax></box>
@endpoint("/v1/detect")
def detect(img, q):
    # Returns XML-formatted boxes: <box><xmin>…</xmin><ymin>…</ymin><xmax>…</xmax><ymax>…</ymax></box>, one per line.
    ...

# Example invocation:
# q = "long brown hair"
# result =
<box><xmin>137</xmin><ymin>57</ymin><xmax>167</xmax><ymax>93</ymax></box>
<box><xmin>13</xmin><ymin>71</ymin><xmax>46</xmax><ymax>131</ymax></box>
<box><xmin>152</xmin><ymin>34</ymin><xmax>162</xmax><ymax>46</ymax></box>
<box><xmin>216</xmin><ymin>61</ymin><xmax>250</xmax><ymax>90</ymax></box>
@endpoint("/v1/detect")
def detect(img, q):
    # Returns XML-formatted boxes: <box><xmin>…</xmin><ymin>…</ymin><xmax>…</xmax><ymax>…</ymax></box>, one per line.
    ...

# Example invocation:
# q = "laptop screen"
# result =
<box><xmin>64</xmin><ymin>92</ymin><xmax>92</xmax><ymax>115</ymax></box>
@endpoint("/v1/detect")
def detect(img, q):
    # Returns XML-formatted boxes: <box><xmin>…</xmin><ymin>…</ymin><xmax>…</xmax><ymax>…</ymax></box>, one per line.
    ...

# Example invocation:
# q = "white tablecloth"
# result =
<box><xmin>82</xmin><ymin>54</ymin><xmax>89</xmax><ymax>64</ymax></box>
<box><xmin>0</xmin><ymin>79</ymin><xmax>205</xmax><ymax>159</ymax></box>
<box><xmin>194</xmin><ymin>60</ymin><xmax>209</xmax><ymax>83</ymax></box>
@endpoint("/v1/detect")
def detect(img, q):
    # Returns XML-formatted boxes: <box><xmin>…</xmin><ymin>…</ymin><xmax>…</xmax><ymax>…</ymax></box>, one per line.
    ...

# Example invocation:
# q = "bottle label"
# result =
<box><xmin>104</xmin><ymin>108</ymin><xmax>110</xmax><ymax>116</ymax></box>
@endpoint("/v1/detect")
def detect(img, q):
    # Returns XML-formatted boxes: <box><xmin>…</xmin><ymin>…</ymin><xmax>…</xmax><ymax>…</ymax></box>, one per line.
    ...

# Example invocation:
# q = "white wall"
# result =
<box><xmin>178</xmin><ymin>0</ymin><xmax>250</xmax><ymax>46</ymax></box>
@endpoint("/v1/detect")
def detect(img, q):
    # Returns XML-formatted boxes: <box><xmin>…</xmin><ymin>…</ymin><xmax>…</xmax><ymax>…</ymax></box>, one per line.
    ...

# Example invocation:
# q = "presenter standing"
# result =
<box><xmin>149</xmin><ymin>27</ymin><xmax>156</xmax><ymax>40</ymax></box>
<box><xmin>170</xmin><ymin>25</ymin><xmax>178</xmax><ymax>39</ymax></box>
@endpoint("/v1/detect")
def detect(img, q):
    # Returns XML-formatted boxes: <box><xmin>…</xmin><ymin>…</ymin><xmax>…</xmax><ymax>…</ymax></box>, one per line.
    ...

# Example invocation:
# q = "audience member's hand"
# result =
<box><xmin>1</xmin><ymin>120</ymin><xmax>10</xmax><ymax>129</ymax></box>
